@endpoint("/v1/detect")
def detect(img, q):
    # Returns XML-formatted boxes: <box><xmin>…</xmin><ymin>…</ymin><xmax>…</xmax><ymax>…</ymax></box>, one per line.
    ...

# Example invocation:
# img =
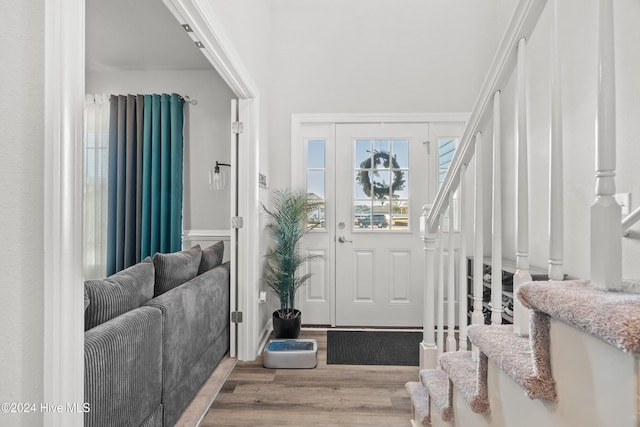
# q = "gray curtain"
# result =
<box><xmin>106</xmin><ymin>94</ymin><xmax>185</xmax><ymax>276</ymax></box>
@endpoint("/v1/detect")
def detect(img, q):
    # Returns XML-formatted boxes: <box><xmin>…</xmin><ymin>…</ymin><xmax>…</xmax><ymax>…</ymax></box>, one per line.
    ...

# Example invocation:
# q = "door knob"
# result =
<box><xmin>338</xmin><ymin>236</ymin><xmax>352</xmax><ymax>243</ymax></box>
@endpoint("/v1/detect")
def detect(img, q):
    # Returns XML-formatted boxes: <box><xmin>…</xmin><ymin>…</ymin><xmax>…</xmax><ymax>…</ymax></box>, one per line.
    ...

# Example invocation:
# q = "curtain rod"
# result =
<box><xmin>108</xmin><ymin>94</ymin><xmax>198</xmax><ymax>105</ymax></box>
<box><xmin>180</xmin><ymin>95</ymin><xmax>198</xmax><ymax>105</ymax></box>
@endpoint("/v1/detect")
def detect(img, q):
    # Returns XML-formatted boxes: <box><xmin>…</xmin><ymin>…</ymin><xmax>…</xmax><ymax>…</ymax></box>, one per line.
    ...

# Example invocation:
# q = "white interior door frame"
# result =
<box><xmin>164</xmin><ymin>0</ymin><xmax>261</xmax><ymax>362</ymax></box>
<box><xmin>45</xmin><ymin>1</ymin><xmax>261</xmax><ymax>421</ymax></box>
<box><xmin>44</xmin><ymin>1</ymin><xmax>85</xmax><ymax>425</ymax></box>
<box><xmin>291</xmin><ymin>113</ymin><xmax>470</xmax><ymax>328</ymax></box>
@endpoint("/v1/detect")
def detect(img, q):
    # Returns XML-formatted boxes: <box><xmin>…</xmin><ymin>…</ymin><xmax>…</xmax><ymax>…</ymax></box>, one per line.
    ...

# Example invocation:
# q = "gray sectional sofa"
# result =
<box><xmin>84</xmin><ymin>242</ymin><xmax>229</xmax><ymax>427</ymax></box>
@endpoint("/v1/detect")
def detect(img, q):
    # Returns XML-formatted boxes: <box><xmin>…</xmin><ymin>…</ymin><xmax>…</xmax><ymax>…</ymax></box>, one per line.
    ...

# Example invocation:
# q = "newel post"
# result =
<box><xmin>420</xmin><ymin>204</ymin><xmax>438</xmax><ymax>369</ymax></box>
<box><xmin>591</xmin><ymin>0</ymin><xmax>621</xmax><ymax>290</ymax></box>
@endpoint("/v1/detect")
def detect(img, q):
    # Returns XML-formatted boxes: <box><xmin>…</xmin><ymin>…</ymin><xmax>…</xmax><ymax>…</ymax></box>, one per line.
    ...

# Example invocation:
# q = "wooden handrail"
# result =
<box><xmin>427</xmin><ymin>0</ymin><xmax>548</xmax><ymax>231</ymax></box>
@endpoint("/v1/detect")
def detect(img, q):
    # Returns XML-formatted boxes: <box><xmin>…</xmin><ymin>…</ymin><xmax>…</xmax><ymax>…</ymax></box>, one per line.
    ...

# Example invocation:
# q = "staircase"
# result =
<box><xmin>407</xmin><ymin>280</ymin><xmax>640</xmax><ymax>426</ymax></box>
<box><xmin>407</xmin><ymin>0</ymin><xmax>640</xmax><ymax>425</ymax></box>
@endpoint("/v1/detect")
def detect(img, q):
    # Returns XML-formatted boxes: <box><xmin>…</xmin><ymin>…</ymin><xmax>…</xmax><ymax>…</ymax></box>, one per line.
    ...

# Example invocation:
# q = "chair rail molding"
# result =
<box><xmin>182</xmin><ymin>229</ymin><xmax>232</xmax><ymax>239</ymax></box>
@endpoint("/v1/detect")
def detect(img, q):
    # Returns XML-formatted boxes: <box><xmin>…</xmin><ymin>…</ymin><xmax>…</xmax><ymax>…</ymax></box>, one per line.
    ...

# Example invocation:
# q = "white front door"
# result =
<box><xmin>294</xmin><ymin>119</ymin><xmax>463</xmax><ymax>327</ymax></box>
<box><xmin>334</xmin><ymin>123</ymin><xmax>429</xmax><ymax>326</ymax></box>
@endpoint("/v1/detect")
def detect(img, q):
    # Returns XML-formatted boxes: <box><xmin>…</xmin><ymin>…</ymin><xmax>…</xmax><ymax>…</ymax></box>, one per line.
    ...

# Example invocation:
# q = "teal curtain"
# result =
<box><xmin>107</xmin><ymin>93</ymin><xmax>184</xmax><ymax>276</ymax></box>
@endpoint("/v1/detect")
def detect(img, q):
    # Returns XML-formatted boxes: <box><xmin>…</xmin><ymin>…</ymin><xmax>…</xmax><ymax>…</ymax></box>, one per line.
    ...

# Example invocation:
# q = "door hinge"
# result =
<box><xmin>231</xmin><ymin>216</ymin><xmax>244</xmax><ymax>229</ymax></box>
<box><xmin>231</xmin><ymin>311</ymin><xmax>243</xmax><ymax>323</ymax></box>
<box><xmin>232</xmin><ymin>121</ymin><xmax>244</xmax><ymax>134</ymax></box>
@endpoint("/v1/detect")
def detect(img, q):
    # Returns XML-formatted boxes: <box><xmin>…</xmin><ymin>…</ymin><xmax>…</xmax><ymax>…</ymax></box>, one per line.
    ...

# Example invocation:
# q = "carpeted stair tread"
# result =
<box><xmin>439</xmin><ymin>350</ymin><xmax>490</xmax><ymax>414</ymax></box>
<box><xmin>419</xmin><ymin>369</ymin><xmax>453</xmax><ymax>421</ymax></box>
<box><xmin>517</xmin><ymin>280</ymin><xmax>640</xmax><ymax>356</ymax></box>
<box><xmin>467</xmin><ymin>323</ymin><xmax>556</xmax><ymax>401</ymax></box>
<box><xmin>405</xmin><ymin>381</ymin><xmax>430</xmax><ymax>426</ymax></box>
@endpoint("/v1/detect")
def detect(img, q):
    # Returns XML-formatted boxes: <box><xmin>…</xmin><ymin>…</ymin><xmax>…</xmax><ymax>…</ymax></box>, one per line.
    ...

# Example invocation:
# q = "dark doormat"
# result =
<box><xmin>326</xmin><ymin>330</ymin><xmax>422</xmax><ymax>366</ymax></box>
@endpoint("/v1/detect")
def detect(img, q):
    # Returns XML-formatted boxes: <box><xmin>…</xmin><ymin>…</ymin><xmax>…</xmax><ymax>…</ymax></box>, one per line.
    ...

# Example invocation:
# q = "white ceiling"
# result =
<box><xmin>86</xmin><ymin>0</ymin><xmax>213</xmax><ymax>72</ymax></box>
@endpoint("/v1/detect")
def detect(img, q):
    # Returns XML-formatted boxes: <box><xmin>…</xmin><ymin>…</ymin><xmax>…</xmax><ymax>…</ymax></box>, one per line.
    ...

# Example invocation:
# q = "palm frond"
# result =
<box><xmin>262</xmin><ymin>188</ymin><xmax>323</xmax><ymax>314</ymax></box>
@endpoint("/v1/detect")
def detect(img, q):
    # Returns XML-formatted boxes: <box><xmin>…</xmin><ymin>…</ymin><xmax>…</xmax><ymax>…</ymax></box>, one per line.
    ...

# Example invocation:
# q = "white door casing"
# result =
<box><xmin>292</xmin><ymin>115</ymin><xmax>467</xmax><ymax>328</ymax></box>
<box><xmin>45</xmin><ymin>5</ymin><xmax>261</xmax><ymax>418</ymax></box>
<box><xmin>163</xmin><ymin>0</ymin><xmax>260</xmax><ymax>361</ymax></box>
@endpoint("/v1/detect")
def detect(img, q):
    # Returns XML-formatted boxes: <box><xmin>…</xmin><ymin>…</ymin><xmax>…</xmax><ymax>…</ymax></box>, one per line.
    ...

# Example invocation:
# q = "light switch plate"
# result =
<box><xmin>615</xmin><ymin>193</ymin><xmax>631</xmax><ymax>215</ymax></box>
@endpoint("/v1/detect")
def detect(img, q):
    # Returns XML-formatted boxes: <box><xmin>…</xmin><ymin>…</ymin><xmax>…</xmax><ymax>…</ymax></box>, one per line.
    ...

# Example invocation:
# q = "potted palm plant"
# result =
<box><xmin>263</xmin><ymin>189</ymin><xmax>321</xmax><ymax>338</ymax></box>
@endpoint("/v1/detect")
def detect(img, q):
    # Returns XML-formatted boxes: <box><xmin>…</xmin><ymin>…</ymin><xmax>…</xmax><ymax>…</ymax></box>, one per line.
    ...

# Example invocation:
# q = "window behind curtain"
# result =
<box><xmin>83</xmin><ymin>94</ymin><xmax>110</xmax><ymax>279</ymax></box>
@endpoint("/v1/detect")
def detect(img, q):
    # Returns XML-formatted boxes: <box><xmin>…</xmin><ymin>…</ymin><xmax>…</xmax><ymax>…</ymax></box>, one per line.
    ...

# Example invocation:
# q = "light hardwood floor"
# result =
<box><xmin>200</xmin><ymin>329</ymin><xmax>418</xmax><ymax>427</ymax></box>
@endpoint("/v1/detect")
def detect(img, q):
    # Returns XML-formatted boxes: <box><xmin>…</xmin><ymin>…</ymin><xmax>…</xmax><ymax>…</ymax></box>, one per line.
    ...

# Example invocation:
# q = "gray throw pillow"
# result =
<box><xmin>84</xmin><ymin>258</ymin><xmax>154</xmax><ymax>330</ymax></box>
<box><xmin>198</xmin><ymin>241</ymin><xmax>225</xmax><ymax>275</ymax></box>
<box><xmin>153</xmin><ymin>245</ymin><xmax>202</xmax><ymax>296</ymax></box>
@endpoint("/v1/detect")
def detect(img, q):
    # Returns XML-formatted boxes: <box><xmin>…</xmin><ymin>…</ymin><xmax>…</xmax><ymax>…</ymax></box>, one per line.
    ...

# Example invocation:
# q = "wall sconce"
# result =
<box><xmin>209</xmin><ymin>161</ymin><xmax>231</xmax><ymax>190</ymax></box>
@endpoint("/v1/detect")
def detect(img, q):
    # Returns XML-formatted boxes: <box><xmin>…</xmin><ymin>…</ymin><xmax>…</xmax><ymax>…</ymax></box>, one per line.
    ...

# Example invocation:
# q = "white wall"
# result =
<box><xmin>86</xmin><ymin>69</ymin><xmax>235</xmax><ymax>234</ymax></box>
<box><xmin>267</xmin><ymin>0</ymin><xmax>513</xmax><ymax>192</ymax></box>
<box><xmin>0</xmin><ymin>1</ymin><xmax>45</xmax><ymax>426</ymax></box>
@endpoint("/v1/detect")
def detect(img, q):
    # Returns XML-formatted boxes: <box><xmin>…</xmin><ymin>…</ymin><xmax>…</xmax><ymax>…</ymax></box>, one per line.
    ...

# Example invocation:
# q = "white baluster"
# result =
<box><xmin>447</xmin><ymin>192</ymin><xmax>457</xmax><ymax>352</ymax></box>
<box><xmin>437</xmin><ymin>213</ymin><xmax>445</xmax><ymax>359</ymax></box>
<box><xmin>420</xmin><ymin>204</ymin><xmax>438</xmax><ymax>369</ymax></box>
<box><xmin>458</xmin><ymin>165</ymin><xmax>468</xmax><ymax>351</ymax></box>
<box><xmin>491</xmin><ymin>91</ymin><xmax>503</xmax><ymax>325</ymax></box>
<box><xmin>472</xmin><ymin>132</ymin><xmax>484</xmax><ymax>361</ymax></box>
<box><xmin>591</xmin><ymin>0</ymin><xmax>621</xmax><ymax>290</ymax></box>
<box><xmin>514</xmin><ymin>37</ymin><xmax>533</xmax><ymax>337</ymax></box>
<box><xmin>549</xmin><ymin>0</ymin><xmax>564</xmax><ymax>281</ymax></box>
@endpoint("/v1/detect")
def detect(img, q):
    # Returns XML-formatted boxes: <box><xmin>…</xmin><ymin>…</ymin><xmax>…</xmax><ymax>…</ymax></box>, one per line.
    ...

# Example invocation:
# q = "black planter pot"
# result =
<box><xmin>272</xmin><ymin>309</ymin><xmax>301</xmax><ymax>339</ymax></box>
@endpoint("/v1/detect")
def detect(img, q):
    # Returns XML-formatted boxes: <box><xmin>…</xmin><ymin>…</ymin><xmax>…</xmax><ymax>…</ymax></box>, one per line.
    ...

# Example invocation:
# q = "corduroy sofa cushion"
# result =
<box><xmin>197</xmin><ymin>241</ymin><xmax>224</xmax><ymax>275</ymax></box>
<box><xmin>84</xmin><ymin>258</ymin><xmax>154</xmax><ymax>330</ymax></box>
<box><xmin>84</xmin><ymin>306</ymin><xmax>163</xmax><ymax>427</ymax></box>
<box><xmin>153</xmin><ymin>245</ymin><xmax>202</xmax><ymax>297</ymax></box>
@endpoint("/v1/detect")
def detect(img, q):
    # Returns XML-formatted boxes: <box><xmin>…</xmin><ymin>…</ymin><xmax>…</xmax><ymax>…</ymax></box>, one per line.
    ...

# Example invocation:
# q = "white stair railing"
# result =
<box><xmin>548</xmin><ymin>0</ymin><xmax>564</xmax><ymax>281</ymax></box>
<box><xmin>414</xmin><ymin>10</ymin><xmax>628</xmax><ymax>427</ymax></box>
<box><xmin>472</xmin><ymin>132</ymin><xmax>484</xmax><ymax>360</ymax></box>
<box><xmin>591</xmin><ymin>0</ymin><xmax>621</xmax><ymax>291</ymax></box>
<box><xmin>457</xmin><ymin>164</ymin><xmax>468</xmax><ymax>350</ymax></box>
<box><xmin>419</xmin><ymin>0</ymin><xmax>583</xmax><ymax>365</ymax></box>
<box><xmin>446</xmin><ymin>192</ymin><xmax>457</xmax><ymax>352</ymax></box>
<box><xmin>491</xmin><ymin>90</ymin><xmax>503</xmax><ymax>326</ymax></box>
<box><xmin>420</xmin><ymin>0</ymin><xmax>549</xmax><ymax>362</ymax></box>
<box><xmin>513</xmin><ymin>36</ymin><xmax>533</xmax><ymax>337</ymax></box>
<box><xmin>437</xmin><ymin>215</ymin><xmax>445</xmax><ymax>358</ymax></box>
